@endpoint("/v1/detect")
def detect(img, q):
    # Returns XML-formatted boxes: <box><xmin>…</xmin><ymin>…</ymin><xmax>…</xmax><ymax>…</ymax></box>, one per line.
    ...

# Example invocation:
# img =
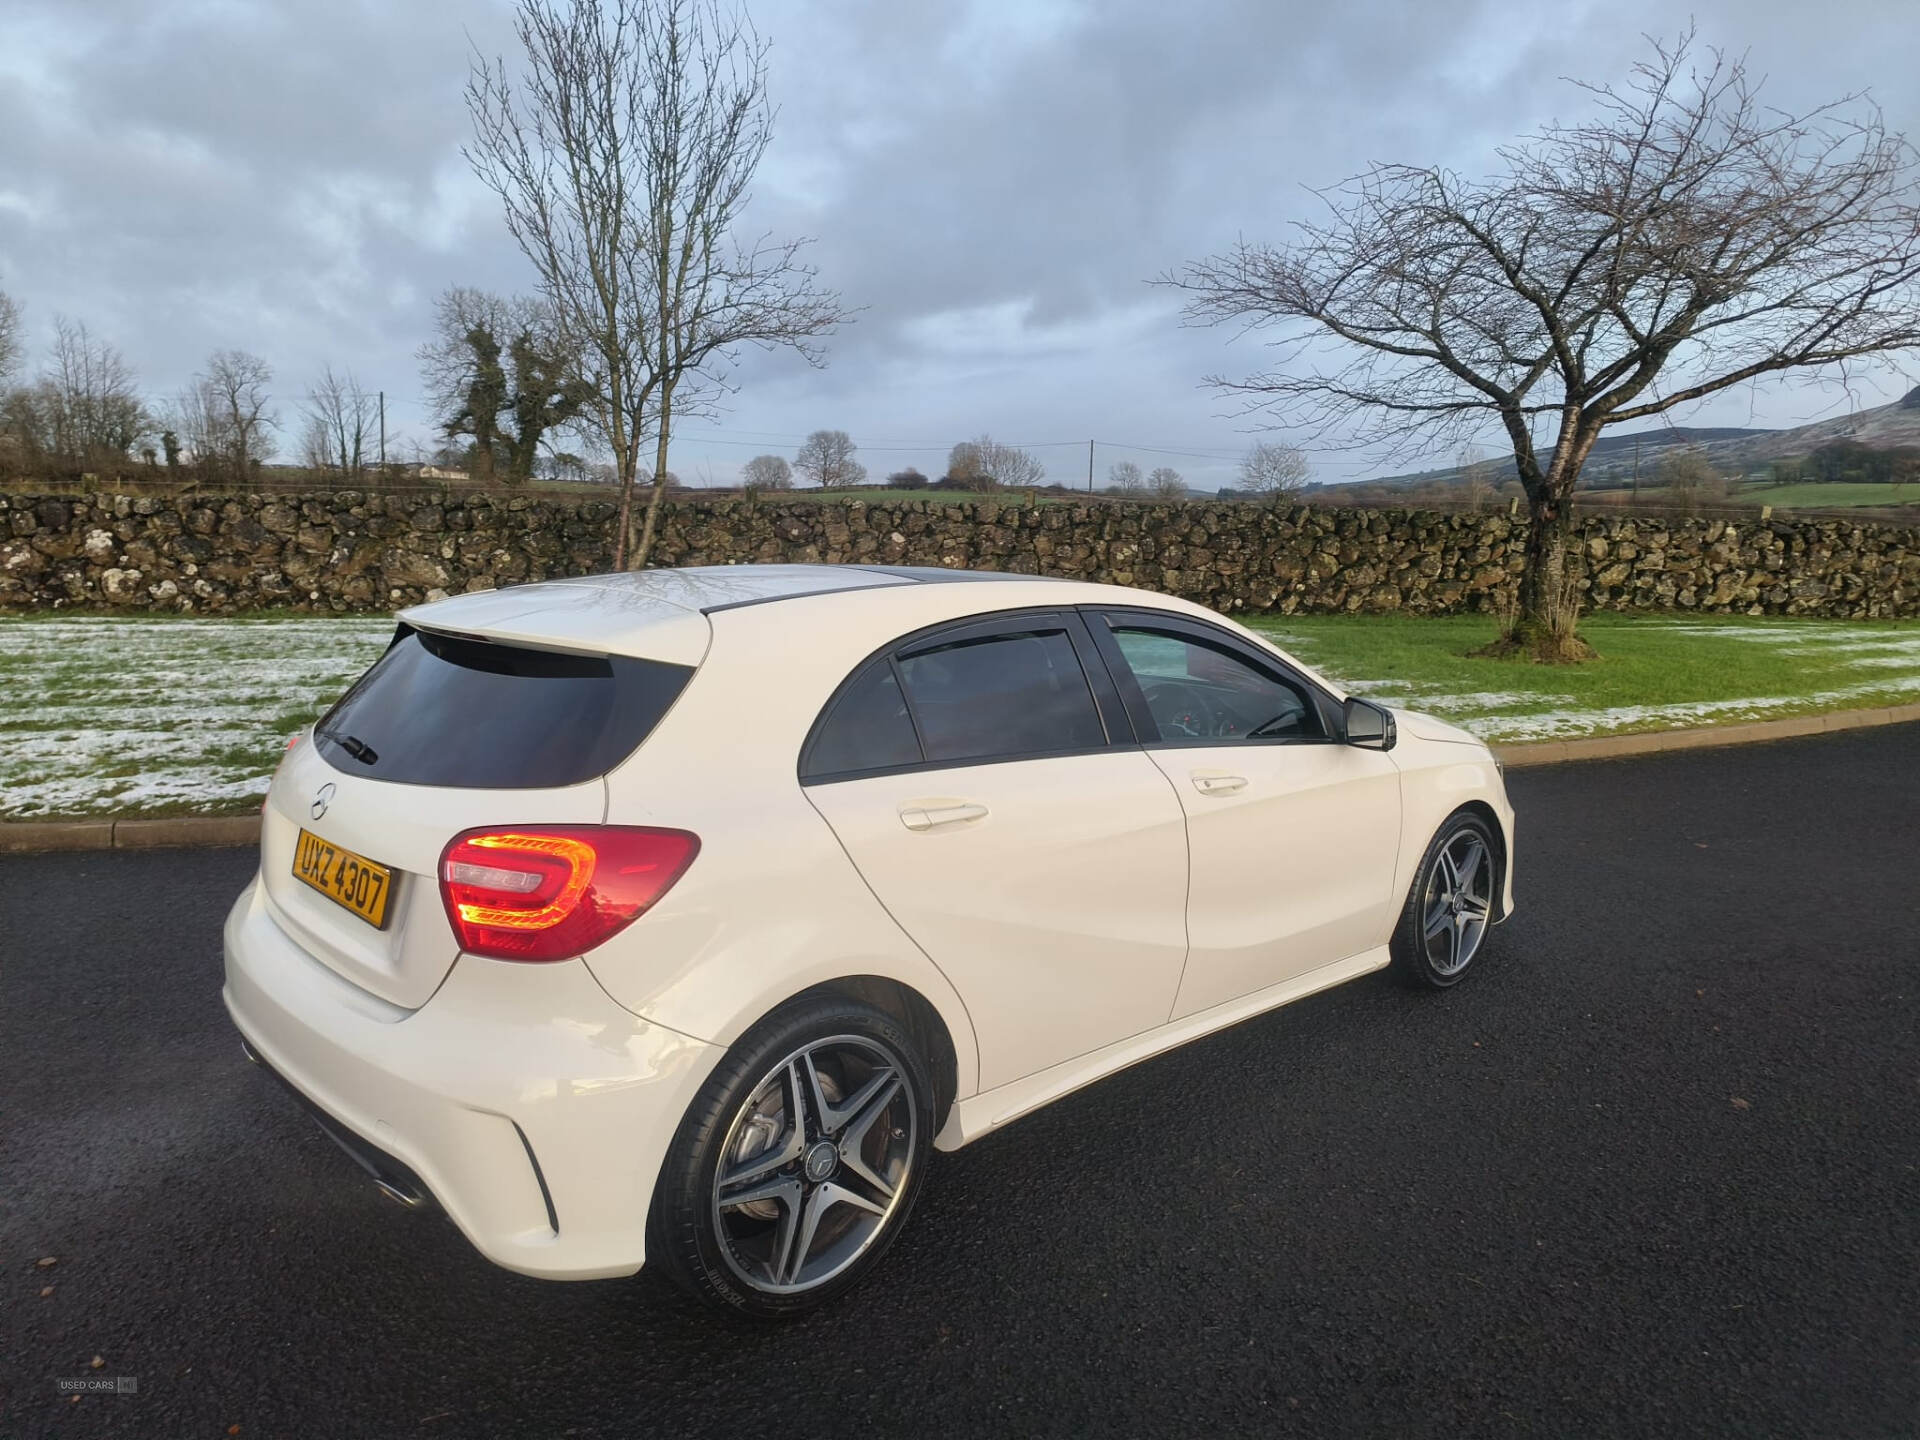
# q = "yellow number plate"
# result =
<box><xmin>292</xmin><ymin>828</ymin><xmax>394</xmax><ymax>930</ymax></box>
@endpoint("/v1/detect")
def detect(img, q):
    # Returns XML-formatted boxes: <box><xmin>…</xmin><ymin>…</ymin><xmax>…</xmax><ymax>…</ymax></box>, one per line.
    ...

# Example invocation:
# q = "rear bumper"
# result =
<box><xmin>223</xmin><ymin>875</ymin><xmax>719</xmax><ymax>1280</ymax></box>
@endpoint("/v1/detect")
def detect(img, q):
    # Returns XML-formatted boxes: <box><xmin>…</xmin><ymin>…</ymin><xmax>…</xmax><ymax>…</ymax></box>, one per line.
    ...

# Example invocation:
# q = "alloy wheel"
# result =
<box><xmin>1421</xmin><ymin>829</ymin><xmax>1494</xmax><ymax>977</ymax></box>
<box><xmin>710</xmin><ymin>1034</ymin><xmax>917</xmax><ymax>1295</ymax></box>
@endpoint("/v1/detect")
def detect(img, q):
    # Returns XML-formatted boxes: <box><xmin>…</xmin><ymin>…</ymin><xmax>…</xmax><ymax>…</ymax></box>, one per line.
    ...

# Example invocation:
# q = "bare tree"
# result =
<box><xmin>418</xmin><ymin>286</ymin><xmax>589</xmax><ymax>484</ymax></box>
<box><xmin>1237</xmin><ymin>440</ymin><xmax>1310</xmax><ymax>504</ymax></box>
<box><xmin>466</xmin><ymin>0</ymin><xmax>850</xmax><ymax>568</ymax></box>
<box><xmin>1168</xmin><ymin>31</ymin><xmax>1920</xmax><ymax>659</ymax></box>
<box><xmin>947</xmin><ymin>434</ymin><xmax>1044</xmax><ymax>489</ymax></box>
<box><xmin>300</xmin><ymin>367</ymin><xmax>378</xmax><ymax>479</ymax></box>
<box><xmin>1106</xmin><ymin>459</ymin><xmax>1146</xmax><ymax>496</ymax></box>
<box><xmin>1655</xmin><ymin>446</ymin><xmax>1727</xmax><ymax>513</ymax></box>
<box><xmin>795</xmin><ymin>428</ymin><xmax>865</xmax><ymax>488</ymax></box>
<box><xmin>163</xmin><ymin>382</ymin><xmax>222</xmax><ymax>476</ymax></box>
<box><xmin>740</xmin><ymin>453</ymin><xmax>792</xmax><ymax>489</ymax></box>
<box><xmin>36</xmin><ymin>317</ymin><xmax>149</xmax><ymax>464</ymax></box>
<box><xmin>0</xmin><ymin>291</ymin><xmax>21</xmax><ymax>386</ymax></box>
<box><xmin>1148</xmin><ymin>466</ymin><xmax>1187</xmax><ymax>500</ymax></box>
<box><xmin>191</xmin><ymin>350</ymin><xmax>277</xmax><ymax>479</ymax></box>
<box><xmin>1457</xmin><ymin>447</ymin><xmax>1499</xmax><ymax>511</ymax></box>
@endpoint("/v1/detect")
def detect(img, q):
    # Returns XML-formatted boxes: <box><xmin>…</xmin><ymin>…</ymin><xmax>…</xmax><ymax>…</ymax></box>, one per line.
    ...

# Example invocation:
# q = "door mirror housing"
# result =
<box><xmin>1342</xmin><ymin>697</ymin><xmax>1396</xmax><ymax>751</ymax></box>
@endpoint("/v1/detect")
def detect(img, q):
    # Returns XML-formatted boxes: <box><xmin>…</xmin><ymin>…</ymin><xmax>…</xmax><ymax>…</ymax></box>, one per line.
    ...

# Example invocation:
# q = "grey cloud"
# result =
<box><xmin>0</xmin><ymin>0</ymin><xmax>1914</xmax><ymax>489</ymax></box>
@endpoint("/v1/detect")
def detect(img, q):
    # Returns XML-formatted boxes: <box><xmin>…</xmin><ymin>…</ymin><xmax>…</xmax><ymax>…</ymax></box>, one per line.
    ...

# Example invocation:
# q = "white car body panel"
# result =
<box><xmin>941</xmin><ymin>945</ymin><xmax>1389</xmax><ymax>1147</ymax></box>
<box><xmin>804</xmin><ymin>750</ymin><xmax>1191</xmax><ymax>1090</ymax></box>
<box><xmin>224</xmin><ymin>876</ymin><xmax>716</xmax><ymax>1279</ymax></box>
<box><xmin>1150</xmin><ymin>742</ymin><xmax>1404</xmax><ymax>1019</ymax></box>
<box><xmin>224</xmin><ymin>564</ymin><xmax>1518</xmax><ymax>1280</ymax></box>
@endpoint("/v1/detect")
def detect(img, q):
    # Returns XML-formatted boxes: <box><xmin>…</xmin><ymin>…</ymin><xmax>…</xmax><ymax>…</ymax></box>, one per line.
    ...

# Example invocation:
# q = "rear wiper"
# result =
<box><xmin>314</xmin><ymin>726</ymin><xmax>379</xmax><ymax>765</ymax></box>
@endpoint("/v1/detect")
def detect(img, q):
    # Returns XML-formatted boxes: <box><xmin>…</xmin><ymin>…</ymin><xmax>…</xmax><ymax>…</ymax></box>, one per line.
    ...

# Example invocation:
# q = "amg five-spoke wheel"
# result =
<box><xmin>649</xmin><ymin>996</ymin><xmax>934</xmax><ymax>1317</ymax></box>
<box><xmin>712</xmin><ymin>1036</ymin><xmax>916</xmax><ymax>1293</ymax></box>
<box><xmin>1422</xmin><ymin>829</ymin><xmax>1493</xmax><ymax>978</ymax></box>
<box><xmin>1393</xmin><ymin>811</ymin><xmax>1500</xmax><ymax>988</ymax></box>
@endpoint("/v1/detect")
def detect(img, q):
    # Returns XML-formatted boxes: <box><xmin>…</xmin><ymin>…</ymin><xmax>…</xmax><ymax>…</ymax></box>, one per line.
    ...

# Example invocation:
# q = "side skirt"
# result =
<box><xmin>934</xmin><ymin>945</ymin><xmax>1390</xmax><ymax>1151</ymax></box>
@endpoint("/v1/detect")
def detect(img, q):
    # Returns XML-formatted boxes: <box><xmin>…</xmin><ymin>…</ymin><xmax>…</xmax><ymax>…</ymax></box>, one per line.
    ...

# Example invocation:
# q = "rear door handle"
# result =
<box><xmin>899</xmin><ymin>802</ymin><xmax>989</xmax><ymax>832</ymax></box>
<box><xmin>1191</xmin><ymin>772</ymin><xmax>1248</xmax><ymax>796</ymax></box>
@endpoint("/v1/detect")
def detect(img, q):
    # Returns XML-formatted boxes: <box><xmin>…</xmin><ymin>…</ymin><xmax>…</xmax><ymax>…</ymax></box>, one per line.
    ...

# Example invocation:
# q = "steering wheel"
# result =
<box><xmin>1139</xmin><ymin>680</ymin><xmax>1227</xmax><ymax>739</ymax></box>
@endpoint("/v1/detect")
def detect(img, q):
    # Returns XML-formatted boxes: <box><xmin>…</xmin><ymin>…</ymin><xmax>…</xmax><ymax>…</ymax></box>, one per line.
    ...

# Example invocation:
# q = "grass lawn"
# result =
<box><xmin>781</xmin><ymin>488</ymin><xmax>1075</xmax><ymax>505</ymax></box>
<box><xmin>2</xmin><ymin>610</ymin><xmax>1917</xmax><ymax>821</ymax></box>
<box><xmin>1597</xmin><ymin>481</ymin><xmax>1919</xmax><ymax>510</ymax></box>
<box><xmin>1244</xmin><ymin>612</ymin><xmax>1920</xmax><ymax>743</ymax></box>
<box><xmin>1733</xmin><ymin>482</ymin><xmax>1919</xmax><ymax>510</ymax></box>
<box><xmin>0</xmin><ymin>615</ymin><xmax>393</xmax><ymax>820</ymax></box>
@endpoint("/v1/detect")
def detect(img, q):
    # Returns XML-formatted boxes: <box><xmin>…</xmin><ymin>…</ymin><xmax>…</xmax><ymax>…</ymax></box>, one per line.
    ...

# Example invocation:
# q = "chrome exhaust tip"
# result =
<box><xmin>374</xmin><ymin>1178</ymin><xmax>427</xmax><ymax>1210</ymax></box>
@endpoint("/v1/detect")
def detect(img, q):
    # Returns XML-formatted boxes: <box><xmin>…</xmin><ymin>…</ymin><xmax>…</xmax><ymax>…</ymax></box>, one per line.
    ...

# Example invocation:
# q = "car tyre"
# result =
<box><xmin>647</xmin><ymin>993</ymin><xmax>935</xmax><ymax>1319</ymax></box>
<box><xmin>1391</xmin><ymin>810</ymin><xmax>1500</xmax><ymax>990</ymax></box>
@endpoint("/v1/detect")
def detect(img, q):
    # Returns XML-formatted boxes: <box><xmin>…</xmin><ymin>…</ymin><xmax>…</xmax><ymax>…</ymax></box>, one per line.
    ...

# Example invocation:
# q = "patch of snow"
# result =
<box><xmin>1</xmin><ymin>615</ymin><xmax>392</xmax><ymax>818</ymax></box>
<box><xmin>1461</xmin><ymin>672</ymin><xmax>1920</xmax><ymax>743</ymax></box>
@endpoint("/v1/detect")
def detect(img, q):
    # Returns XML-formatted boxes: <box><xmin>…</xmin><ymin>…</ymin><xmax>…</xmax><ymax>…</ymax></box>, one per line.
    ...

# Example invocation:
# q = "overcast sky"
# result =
<box><xmin>2</xmin><ymin>0</ymin><xmax>1916</xmax><ymax>491</ymax></box>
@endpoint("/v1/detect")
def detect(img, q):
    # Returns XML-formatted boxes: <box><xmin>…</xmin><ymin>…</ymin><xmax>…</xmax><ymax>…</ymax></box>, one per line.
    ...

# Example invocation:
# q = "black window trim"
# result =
<box><xmin>798</xmin><ymin>607</ymin><xmax>1136</xmax><ymax>786</ymax></box>
<box><xmin>1082</xmin><ymin>606</ymin><xmax>1345</xmax><ymax>751</ymax></box>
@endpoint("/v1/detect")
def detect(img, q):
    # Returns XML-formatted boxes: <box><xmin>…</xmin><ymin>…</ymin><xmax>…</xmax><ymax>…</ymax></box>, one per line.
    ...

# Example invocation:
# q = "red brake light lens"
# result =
<box><xmin>438</xmin><ymin>826</ymin><xmax>700</xmax><ymax>962</ymax></box>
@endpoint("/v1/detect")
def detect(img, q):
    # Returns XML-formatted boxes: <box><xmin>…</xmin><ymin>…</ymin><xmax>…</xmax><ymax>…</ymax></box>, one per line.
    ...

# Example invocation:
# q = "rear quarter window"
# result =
<box><xmin>314</xmin><ymin>626</ymin><xmax>693</xmax><ymax>789</ymax></box>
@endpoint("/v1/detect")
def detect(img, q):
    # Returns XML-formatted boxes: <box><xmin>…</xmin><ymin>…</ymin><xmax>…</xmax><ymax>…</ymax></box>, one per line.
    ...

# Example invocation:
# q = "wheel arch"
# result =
<box><xmin>784</xmin><ymin>975</ymin><xmax>962</xmax><ymax>1131</ymax></box>
<box><xmin>1453</xmin><ymin>799</ymin><xmax>1509</xmax><ymax>920</ymax></box>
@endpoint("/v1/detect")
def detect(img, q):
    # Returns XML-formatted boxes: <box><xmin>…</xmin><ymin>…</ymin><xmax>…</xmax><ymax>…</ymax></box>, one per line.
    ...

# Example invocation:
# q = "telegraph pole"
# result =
<box><xmin>1087</xmin><ymin>439</ymin><xmax>1094</xmax><ymax>492</ymax></box>
<box><xmin>378</xmin><ymin>391</ymin><xmax>387</xmax><ymax>467</ymax></box>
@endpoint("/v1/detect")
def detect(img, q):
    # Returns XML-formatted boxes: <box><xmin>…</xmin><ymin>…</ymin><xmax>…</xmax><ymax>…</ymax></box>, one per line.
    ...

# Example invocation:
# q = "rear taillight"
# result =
<box><xmin>438</xmin><ymin>826</ymin><xmax>700</xmax><ymax>962</ymax></box>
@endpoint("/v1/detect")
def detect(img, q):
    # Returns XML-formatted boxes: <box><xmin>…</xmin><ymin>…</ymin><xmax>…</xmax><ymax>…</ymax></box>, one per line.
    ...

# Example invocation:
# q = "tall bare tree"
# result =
<box><xmin>1106</xmin><ymin>459</ymin><xmax>1146</xmax><ymax>496</ymax></box>
<box><xmin>24</xmin><ymin>317</ymin><xmax>150</xmax><ymax>465</ymax></box>
<box><xmin>1655</xmin><ymin>446</ymin><xmax>1727</xmax><ymax>513</ymax></box>
<box><xmin>1237</xmin><ymin>440</ymin><xmax>1309</xmax><ymax>504</ymax></box>
<box><xmin>740</xmin><ymin>452</ymin><xmax>791</xmax><ymax>489</ymax></box>
<box><xmin>467</xmin><ymin>0</ymin><xmax>850</xmax><ymax>568</ymax></box>
<box><xmin>0</xmin><ymin>290</ymin><xmax>21</xmax><ymax>385</ymax></box>
<box><xmin>210</xmin><ymin>351</ymin><xmax>278</xmax><ymax>476</ymax></box>
<box><xmin>301</xmin><ymin>366</ymin><xmax>378</xmax><ymax>479</ymax></box>
<box><xmin>418</xmin><ymin>286</ymin><xmax>588</xmax><ymax>484</ymax></box>
<box><xmin>947</xmin><ymin>435</ymin><xmax>1045</xmax><ymax>489</ymax></box>
<box><xmin>166</xmin><ymin>351</ymin><xmax>275</xmax><ymax>481</ymax></box>
<box><xmin>794</xmin><ymin>428</ymin><xmax>864</xmax><ymax>488</ymax></box>
<box><xmin>1168</xmin><ymin>31</ymin><xmax>1920</xmax><ymax>659</ymax></box>
<box><xmin>1148</xmin><ymin>466</ymin><xmax>1187</xmax><ymax>500</ymax></box>
<box><xmin>1456</xmin><ymin>446</ymin><xmax>1499</xmax><ymax>511</ymax></box>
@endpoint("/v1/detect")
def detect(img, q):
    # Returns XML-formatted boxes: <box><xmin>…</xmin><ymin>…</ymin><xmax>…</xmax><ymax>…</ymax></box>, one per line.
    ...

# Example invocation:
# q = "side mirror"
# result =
<box><xmin>1343</xmin><ymin>696</ymin><xmax>1396</xmax><ymax>751</ymax></box>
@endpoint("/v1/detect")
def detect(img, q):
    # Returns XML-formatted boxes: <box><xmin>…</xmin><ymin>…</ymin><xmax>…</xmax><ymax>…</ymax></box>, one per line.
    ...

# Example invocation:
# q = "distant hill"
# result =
<box><xmin>1367</xmin><ymin>386</ymin><xmax>1920</xmax><ymax>491</ymax></box>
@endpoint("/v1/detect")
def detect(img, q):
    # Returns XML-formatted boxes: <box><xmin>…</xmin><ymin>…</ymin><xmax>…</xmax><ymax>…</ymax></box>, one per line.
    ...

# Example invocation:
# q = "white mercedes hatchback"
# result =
<box><xmin>225</xmin><ymin>564</ymin><xmax>1516</xmax><ymax>1317</ymax></box>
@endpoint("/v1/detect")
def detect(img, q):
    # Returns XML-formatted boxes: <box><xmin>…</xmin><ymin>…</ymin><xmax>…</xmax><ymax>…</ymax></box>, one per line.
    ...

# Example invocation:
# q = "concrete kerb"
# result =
<box><xmin>1493</xmin><ymin>701</ymin><xmax>1920</xmax><ymax>768</ymax></box>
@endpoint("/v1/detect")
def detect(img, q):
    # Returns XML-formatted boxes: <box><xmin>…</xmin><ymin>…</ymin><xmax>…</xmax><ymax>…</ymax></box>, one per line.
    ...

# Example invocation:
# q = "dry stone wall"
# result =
<box><xmin>3</xmin><ymin>489</ymin><xmax>1917</xmax><ymax>619</ymax></box>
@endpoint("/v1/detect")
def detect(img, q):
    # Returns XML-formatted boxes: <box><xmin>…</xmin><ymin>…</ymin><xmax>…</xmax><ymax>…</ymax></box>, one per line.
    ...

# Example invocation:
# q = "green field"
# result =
<box><xmin>0</xmin><ymin>616</ymin><xmax>393</xmax><ymax>820</ymax></box>
<box><xmin>1735</xmin><ymin>482</ymin><xmax>1918</xmax><ymax>510</ymax></box>
<box><xmin>781</xmin><ymin>487</ymin><xmax>1075</xmax><ymax>504</ymax></box>
<box><xmin>2</xmin><ymin>610</ymin><xmax>1917</xmax><ymax>820</ymax></box>
<box><xmin>1591</xmin><ymin>481</ymin><xmax>1918</xmax><ymax>510</ymax></box>
<box><xmin>1244</xmin><ymin>612</ymin><xmax>1920</xmax><ymax>742</ymax></box>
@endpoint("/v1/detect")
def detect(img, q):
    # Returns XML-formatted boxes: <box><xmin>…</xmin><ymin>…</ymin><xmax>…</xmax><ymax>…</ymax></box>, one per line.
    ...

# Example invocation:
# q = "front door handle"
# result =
<box><xmin>1191</xmin><ymin>772</ymin><xmax>1248</xmax><ymax>796</ymax></box>
<box><xmin>900</xmin><ymin>802</ymin><xmax>989</xmax><ymax>832</ymax></box>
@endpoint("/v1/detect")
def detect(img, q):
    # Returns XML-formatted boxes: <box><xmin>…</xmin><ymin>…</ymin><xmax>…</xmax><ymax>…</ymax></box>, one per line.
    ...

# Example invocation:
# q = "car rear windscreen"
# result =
<box><xmin>313</xmin><ymin>626</ymin><xmax>694</xmax><ymax>790</ymax></box>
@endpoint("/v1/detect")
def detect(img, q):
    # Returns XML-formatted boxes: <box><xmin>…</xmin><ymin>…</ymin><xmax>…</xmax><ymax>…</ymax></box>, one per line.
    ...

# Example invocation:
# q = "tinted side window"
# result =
<box><xmin>315</xmin><ymin>627</ymin><xmax>692</xmax><ymax>789</ymax></box>
<box><xmin>1111</xmin><ymin>628</ymin><xmax>1323</xmax><ymax>743</ymax></box>
<box><xmin>805</xmin><ymin>661</ymin><xmax>922</xmax><ymax>777</ymax></box>
<box><xmin>898</xmin><ymin>629</ymin><xmax>1106</xmax><ymax>764</ymax></box>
